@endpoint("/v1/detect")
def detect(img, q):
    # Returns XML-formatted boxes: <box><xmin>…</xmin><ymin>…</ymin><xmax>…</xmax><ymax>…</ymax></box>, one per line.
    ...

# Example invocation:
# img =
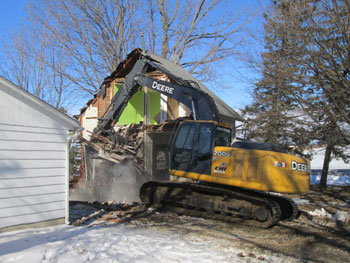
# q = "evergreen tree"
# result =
<box><xmin>244</xmin><ymin>0</ymin><xmax>312</xmax><ymax>155</ymax></box>
<box><xmin>244</xmin><ymin>0</ymin><xmax>350</xmax><ymax>189</ymax></box>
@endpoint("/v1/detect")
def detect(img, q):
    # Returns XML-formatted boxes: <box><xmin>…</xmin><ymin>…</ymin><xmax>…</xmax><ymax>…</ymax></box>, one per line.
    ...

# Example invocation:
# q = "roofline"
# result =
<box><xmin>98</xmin><ymin>48</ymin><xmax>244</xmax><ymax>123</ymax></box>
<box><xmin>0</xmin><ymin>77</ymin><xmax>80</xmax><ymax>129</ymax></box>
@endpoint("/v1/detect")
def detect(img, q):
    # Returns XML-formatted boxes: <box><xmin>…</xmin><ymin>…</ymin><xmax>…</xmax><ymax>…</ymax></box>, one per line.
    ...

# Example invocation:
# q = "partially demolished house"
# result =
<box><xmin>79</xmin><ymin>49</ymin><xmax>243</xmax><ymax>139</ymax></box>
<box><xmin>78</xmin><ymin>48</ymin><xmax>243</xmax><ymax>184</ymax></box>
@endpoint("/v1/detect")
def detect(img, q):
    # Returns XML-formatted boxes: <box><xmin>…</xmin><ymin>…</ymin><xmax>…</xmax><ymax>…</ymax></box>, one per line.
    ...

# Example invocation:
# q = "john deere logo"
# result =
<box><xmin>151</xmin><ymin>81</ymin><xmax>174</xmax><ymax>94</ymax></box>
<box><xmin>291</xmin><ymin>161</ymin><xmax>308</xmax><ymax>172</ymax></box>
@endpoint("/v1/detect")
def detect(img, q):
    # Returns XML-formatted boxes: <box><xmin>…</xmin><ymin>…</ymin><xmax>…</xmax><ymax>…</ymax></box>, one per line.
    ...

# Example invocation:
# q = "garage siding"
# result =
<box><xmin>0</xmin><ymin>86</ymin><xmax>71</xmax><ymax>229</ymax></box>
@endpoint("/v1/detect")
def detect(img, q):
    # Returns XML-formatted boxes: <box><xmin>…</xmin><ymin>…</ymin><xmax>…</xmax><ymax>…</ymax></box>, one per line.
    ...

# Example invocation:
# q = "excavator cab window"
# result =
<box><xmin>171</xmin><ymin>123</ymin><xmax>196</xmax><ymax>171</ymax></box>
<box><xmin>170</xmin><ymin>122</ymin><xmax>215</xmax><ymax>175</ymax></box>
<box><xmin>198</xmin><ymin>124</ymin><xmax>213</xmax><ymax>160</ymax></box>
<box><xmin>215</xmin><ymin>126</ymin><xmax>232</xmax><ymax>147</ymax></box>
<box><xmin>196</xmin><ymin>123</ymin><xmax>214</xmax><ymax>174</ymax></box>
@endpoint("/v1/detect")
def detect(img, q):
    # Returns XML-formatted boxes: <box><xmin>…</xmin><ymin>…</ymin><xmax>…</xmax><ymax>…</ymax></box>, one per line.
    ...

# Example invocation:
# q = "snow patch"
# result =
<box><xmin>308</xmin><ymin>208</ymin><xmax>333</xmax><ymax>219</ymax></box>
<box><xmin>292</xmin><ymin>198</ymin><xmax>310</xmax><ymax>205</ymax></box>
<box><xmin>307</xmin><ymin>208</ymin><xmax>350</xmax><ymax>224</ymax></box>
<box><xmin>0</xmin><ymin>224</ymin><xmax>298</xmax><ymax>263</ymax></box>
<box><xmin>333</xmin><ymin>210</ymin><xmax>350</xmax><ymax>223</ymax></box>
<box><xmin>311</xmin><ymin>175</ymin><xmax>350</xmax><ymax>185</ymax></box>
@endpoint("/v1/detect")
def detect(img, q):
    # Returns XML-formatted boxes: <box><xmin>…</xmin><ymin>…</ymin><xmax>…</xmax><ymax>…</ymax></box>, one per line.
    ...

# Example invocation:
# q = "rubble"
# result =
<box><xmin>78</xmin><ymin>117</ymin><xmax>189</xmax><ymax>166</ymax></box>
<box><xmin>69</xmin><ymin>201</ymin><xmax>148</xmax><ymax>226</ymax></box>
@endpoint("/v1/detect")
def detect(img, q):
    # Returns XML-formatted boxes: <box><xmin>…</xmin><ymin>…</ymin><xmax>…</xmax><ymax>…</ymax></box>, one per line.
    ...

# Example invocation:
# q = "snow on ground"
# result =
<box><xmin>333</xmin><ymin>210</ymin><xmax>350</xmax><ymax>223</ymax></box>
<box><xmin>308</xmin><ymin>208</ymin><xmax>333</xmax><ymax>220</ymax></box>
<box><xmin>0</xmin><ymin>222</ymin><xmax>296</xmax><ymax>263</ymax></box>
<box><xmin>1</xmin><ymin>174</ymin><xmax>349</xmax><ymax>262</ymax></box>
<box><xmin>293</xmin><ymin>175</ymin><xmax>350</xmax><ymax>227</ymax></box>
<box><xmin>310</xmin><ymin>174</ymin><xmax>350</xmax><ymax>185</ymax></box>
<box><xmin>305</xmin><ymin>208</ymin><xmax>350</xmax><ymax>226</ymax></box>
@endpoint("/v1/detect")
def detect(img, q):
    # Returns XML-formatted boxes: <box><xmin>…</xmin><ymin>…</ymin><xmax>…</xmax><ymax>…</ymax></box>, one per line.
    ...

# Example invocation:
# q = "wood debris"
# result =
<box><xmin>70</xmin><ymin>201</ymin><xmax>147</xmax><ymax>226</ymax></box>
<box><xmin>78</xmin><ymin>117</ymin><xmax>189</xmax><ymax>165</ymax></box>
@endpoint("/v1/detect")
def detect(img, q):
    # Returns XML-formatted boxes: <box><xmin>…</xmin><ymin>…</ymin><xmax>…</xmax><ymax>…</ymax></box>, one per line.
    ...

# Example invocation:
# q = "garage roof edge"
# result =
<box><xmin>0</xmin><ymin>77</ymin><xmax>80</xmax><ymax>129</ymax></box>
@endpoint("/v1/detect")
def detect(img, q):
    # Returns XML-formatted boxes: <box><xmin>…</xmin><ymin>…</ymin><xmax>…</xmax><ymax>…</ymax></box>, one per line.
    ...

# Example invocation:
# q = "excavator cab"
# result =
<box><xmin>170</xmin><ymin>120</ymin><xmax>310</xmax><ymax>194</ymax></box>
<box><xmin>170</xmin><ymin>120</ymin><xmax>231</xmax><ymax>176</ymax></box>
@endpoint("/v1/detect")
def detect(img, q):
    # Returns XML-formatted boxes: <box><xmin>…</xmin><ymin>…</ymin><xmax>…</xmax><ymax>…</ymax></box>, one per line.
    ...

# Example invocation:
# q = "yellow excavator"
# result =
<box><xmin>92</xmin><ymin>49</ymin><xmax>310</xmax><ymax>227</ymax></box>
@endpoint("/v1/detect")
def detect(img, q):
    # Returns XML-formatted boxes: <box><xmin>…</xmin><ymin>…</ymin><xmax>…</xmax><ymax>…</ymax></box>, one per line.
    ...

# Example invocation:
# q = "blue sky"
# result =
<box><xmin>0</xmin><ymin>0</ymin><xmax>267</xmax><ymax>114</ymax></box>
<box><xmin>0</xmin><ymin>0</ymin><xmax>28</xmax><ymax>38</ymax></box>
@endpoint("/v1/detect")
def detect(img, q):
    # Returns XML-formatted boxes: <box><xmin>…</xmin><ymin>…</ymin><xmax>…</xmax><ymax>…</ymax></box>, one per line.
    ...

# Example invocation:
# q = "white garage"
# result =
<box><xmin>0</xmin><ymin>77</ymin><xmax>80</xmax><ymax>231</ymax></box>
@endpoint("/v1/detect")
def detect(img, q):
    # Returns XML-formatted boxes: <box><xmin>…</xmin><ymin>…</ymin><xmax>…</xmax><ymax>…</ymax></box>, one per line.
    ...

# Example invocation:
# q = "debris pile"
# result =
<box><xmin>69</xmin><ymin>201</ymin><xmax>148</xmax><ymax>226</ymax></box>
<box><xmin>73</xmin><ymin>117</ymin><xmax>189</xmax><ymax>204</ymax></box>
<box><xmin>78</xmin><ymin>117</ymin><xmax>189</xmax><ymax>166</ymax></box>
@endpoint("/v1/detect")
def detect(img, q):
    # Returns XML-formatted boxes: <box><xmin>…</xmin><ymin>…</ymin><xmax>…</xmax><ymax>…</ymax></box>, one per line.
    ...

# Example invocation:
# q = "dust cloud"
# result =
<box><xmin>71</xmin><ymin>158</ymin><xmax>150</xmax><ymax>204</ymax></box>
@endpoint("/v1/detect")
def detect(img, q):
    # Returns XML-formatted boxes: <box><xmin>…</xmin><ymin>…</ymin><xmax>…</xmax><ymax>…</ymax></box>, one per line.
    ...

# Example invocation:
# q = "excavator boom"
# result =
<box><xmin>93</xmin><ymin>52</ymin><xmax>219</xmax><ymax>137</ymax></box>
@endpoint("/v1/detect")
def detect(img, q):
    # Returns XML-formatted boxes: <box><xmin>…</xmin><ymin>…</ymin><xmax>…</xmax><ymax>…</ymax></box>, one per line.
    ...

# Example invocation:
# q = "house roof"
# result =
<box><xmin>101</xmin><ymin>48</ymin><xmax>244</xmax><ymax>122</ymax></box>
<box><xmin>0</xmin><ymin>77</ymin><xmax>80</xmax><ymax>129</ymax></box>
<box><xmin>144</xmin><ymin>50</ymin><xmax>244</xmax><ymax>122</ymax></box>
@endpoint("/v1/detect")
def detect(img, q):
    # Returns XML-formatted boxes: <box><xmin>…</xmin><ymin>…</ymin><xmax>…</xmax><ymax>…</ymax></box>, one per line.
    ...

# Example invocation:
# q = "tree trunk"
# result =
<box><xmin>319</xmin><ymin>143</ymin><xmax>333</xmax><ymax>190</ymax></box>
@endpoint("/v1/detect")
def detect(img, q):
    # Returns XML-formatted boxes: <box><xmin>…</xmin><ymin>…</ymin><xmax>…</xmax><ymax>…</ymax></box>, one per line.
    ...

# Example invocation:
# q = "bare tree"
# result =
<box><xmin>144</xmin><ymin>0</ymin><xmax>250</xmax><ymax>80</ymax></box>
<box><xmin>32</xmin><ymin>0</ymin><xmax>250</xmax><ymax>90</ymax></box>
<box><xmin>1</xmin><ymin>0</ymin><xmax>251</xmax><ymax>108</ymax></box>
<box><xmin>0</xmin><ymin>14</ymin><xmax>70</xmax><ymax>110</ymax></box>
<box><xmin>27</xmin><ymin>0</ymin><xmax>141</xmax><ymax>95</ymax></box>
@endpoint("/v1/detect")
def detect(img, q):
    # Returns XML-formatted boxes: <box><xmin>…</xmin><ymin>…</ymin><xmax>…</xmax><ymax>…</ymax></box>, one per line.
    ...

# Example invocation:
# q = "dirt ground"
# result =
<box><xmin>70</xmin><ymin>185</ymin><xmax>350</xmax><ymax>263</ymax></box>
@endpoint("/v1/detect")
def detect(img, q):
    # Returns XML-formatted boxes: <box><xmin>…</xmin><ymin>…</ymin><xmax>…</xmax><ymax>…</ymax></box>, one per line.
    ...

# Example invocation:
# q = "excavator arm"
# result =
<box><xmin>93</xmin><ymin>54</ymin><xmax>220</xmax><ymax>137</ymax></box>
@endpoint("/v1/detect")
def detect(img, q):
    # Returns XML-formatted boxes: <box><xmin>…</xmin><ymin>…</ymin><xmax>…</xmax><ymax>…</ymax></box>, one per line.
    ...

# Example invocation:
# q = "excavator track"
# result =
<box><xmin>140</xmin><ymin>181</ymin><xmax>299</xmax><ymax>228</ymax></box>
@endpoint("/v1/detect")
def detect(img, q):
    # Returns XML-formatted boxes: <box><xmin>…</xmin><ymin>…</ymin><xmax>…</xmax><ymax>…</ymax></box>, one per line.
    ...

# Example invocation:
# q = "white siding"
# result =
<box><xmin>81</xmin><ymin>105</ymin><xmax>98</xmax><ymax>140</ymax></box>
<box><xmin>0</xmin><ymin>81</ymin><xmax>77</xmax><ymax>229</ymax></box>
